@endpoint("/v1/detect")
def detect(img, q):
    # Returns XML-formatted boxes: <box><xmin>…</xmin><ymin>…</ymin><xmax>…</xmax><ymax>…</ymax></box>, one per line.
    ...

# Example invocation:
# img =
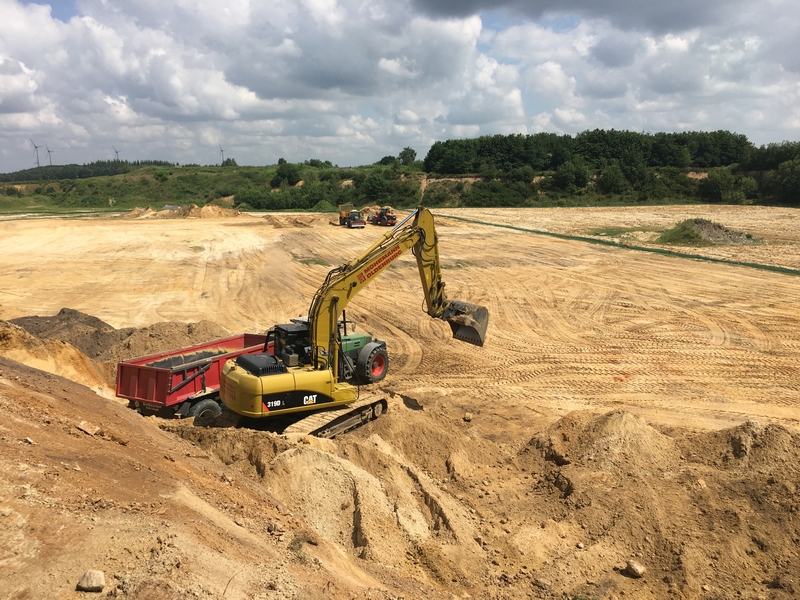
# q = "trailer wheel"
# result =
<box><xmin>356</xmin><ymin>343</ymin><xmax>389</xmax><ymax>384</ymax></box>
<box><xmin>188</xmin><ymin>398</ymin><xmax>223</xmax><ymax>419</ymax></box>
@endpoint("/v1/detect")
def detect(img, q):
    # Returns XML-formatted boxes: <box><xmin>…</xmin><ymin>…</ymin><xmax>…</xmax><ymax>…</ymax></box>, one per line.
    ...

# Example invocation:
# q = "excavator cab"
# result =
<box><xmin>272</xmin><ymin>322</ymin><xmax>312</xmax><ymax>367</ymax></box>
<box><xmin>444</xmin><ymin>300</ymin><xmax>489</xmax><ymax>347</ymax></box>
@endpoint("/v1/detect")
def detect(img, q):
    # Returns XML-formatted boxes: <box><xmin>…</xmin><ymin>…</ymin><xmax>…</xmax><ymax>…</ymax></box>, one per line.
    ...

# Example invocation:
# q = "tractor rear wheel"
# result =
<box><xmin>356</xmin><ymin>343</ymin><xmax>389</xmax><ymax>384</ymax></box>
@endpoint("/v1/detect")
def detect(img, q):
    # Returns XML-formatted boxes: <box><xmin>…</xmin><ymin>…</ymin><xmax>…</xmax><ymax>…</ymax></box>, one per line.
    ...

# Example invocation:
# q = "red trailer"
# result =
<box><xmin>116</xmin><ymin>333</ymin><xmax>270</xmax><ymax>418</ymax></box>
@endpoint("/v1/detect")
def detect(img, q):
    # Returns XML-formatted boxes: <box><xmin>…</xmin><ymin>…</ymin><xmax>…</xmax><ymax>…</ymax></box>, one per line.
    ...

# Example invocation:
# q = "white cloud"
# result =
<box><xmin>0</xmin><ymin>0</ymin><xmax>798</xmax><ymax>172</ymax></box>
<box><xmin>378</xmin><ymin>58</ymin><xmax>418</xmax><ymax>79</ymax></box>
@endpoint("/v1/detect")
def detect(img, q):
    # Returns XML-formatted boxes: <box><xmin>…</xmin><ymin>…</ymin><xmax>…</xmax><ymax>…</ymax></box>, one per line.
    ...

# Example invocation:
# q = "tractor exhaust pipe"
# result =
<box><xmin>443</xmin><ymin>300</ymin><xmax>489</xmax><ymax>347</ymax></box>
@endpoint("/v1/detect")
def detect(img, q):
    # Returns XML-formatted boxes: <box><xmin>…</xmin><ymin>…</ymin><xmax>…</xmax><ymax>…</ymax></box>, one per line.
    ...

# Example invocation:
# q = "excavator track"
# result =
<box><xmin>282</xmin><ymin>394</ymin><xmax>387</xmax><ymax>438</ymax></box>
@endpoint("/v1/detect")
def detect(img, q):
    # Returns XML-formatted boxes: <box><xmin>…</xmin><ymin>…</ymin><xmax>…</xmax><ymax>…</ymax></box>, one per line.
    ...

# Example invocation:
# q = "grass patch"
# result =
<box><xmin>655</xmin><ymin>220</ymin><xmax>714</xmax><ymax>246</ymax></box>
<box><xmin>291</xmin><ymin>253</ymin><xmax>330</xmax><ymax>267</ymax></box>
<box><xmin>587</xmin><ymin>226</ymin><xmax>662</xmax><ymax>237</ymax></box>
<box><xmin>443</xmin><ymin>260</ymin><xmax>472</xmax><ymax>269</ymax></box>
<box><xmin>288</xmin><ymin>532</ymin><xmax>316</xmax><ymax>563</ymax></box>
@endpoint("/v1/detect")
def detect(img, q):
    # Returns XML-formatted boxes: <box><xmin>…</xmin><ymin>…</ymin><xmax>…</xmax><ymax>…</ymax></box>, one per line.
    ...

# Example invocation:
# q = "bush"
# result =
<box><xmin>270</xmin><ymin>162</ymin><xmax>302</xmax><ymax>188</ymax></box>
<box><xmin>554</xmin><ymin>159</ymin><xmax>589</xmax><ymax>191</ymax></box>
<box><xmin>698</xmin><ymin>168</ymin><xmax>754</xmax><ymax>203</ymax></box>
<box><xmin>598</xmin><ymin>162</ymin><xmax>628</xmax><ymax>194</ymax></box>
<box><xmin>235</xmin><ymin>187</ymin><xmax>270</xmax><ymax>209</ymax></box>
<box><xmin>655</xmin><ymin>220</ymin><xmax>713</xmax><ymax>246</ymax></box>
<box><xmin>363</xmin><ymin>170</ymin><xmax>389</xmax><ymax>201</ymax></box>
<box><xmin>505</xmin><ymin>165</ymin><xmax>534</xmax><ymax>183</ymax></box>
<box><xmin>774</xmin><ymin>159</ymin><xmax>800</xmax><ymax>205</ymax></box>
<box><xmin>464</xmin><ymin>180</ymin><xmax>529</xmax><ymax>207</ymax></box>
<box><xmin>312</xmin><ymin>199</ymin><xmax>337</xmax><ymax>212</ymax></box>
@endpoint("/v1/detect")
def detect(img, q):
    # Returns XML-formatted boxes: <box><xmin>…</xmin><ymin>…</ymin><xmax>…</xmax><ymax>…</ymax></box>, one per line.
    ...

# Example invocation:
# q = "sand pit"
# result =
<box><xmin>1</xmin><ymin>205</ymin><xmax>799</xmax><ymax>598</ymax></box>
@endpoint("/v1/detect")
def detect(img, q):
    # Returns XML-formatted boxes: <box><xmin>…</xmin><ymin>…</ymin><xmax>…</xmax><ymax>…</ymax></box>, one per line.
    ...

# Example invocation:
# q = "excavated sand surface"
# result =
<box><xmin>1</xmin><ymin>206</ymin><xmax>800</xmax><ymax>598</ymax></box>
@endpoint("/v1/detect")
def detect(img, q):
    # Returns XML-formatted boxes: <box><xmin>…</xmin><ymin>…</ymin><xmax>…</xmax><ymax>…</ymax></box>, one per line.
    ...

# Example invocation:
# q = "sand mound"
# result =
<box><xmin>123</xmin><ymin>204</ymin><xmax>241</xmax><ymax>219</ymax></box>
<box><xmin>678</xmin><ymin>419</ymin><xmax>800</xmax><ymax>471</ymax></box>
<box><xmin>152</xmin><ymin>204</ymin><xmax>240</xmax><ymax>219</ymax></box>
<box><xmin>0</xmin><ymin>321</ymin><xmax>112</xmax><ymax>395</ymax></box>
<box><xmin>262</xmin><ymin>214</ymin><xmax>326</xmax><ymax>228</ymax></box>
<box><xmin>121</xmin><ymin>206</ymin><xmax>153</xmax><ymax>219</ymax></box>
<box><xmin>7</xmin><ymin>308</ymin><xmax>232</xmax><ymax>390</ymax></box>
<box><xmin>527</xmin><ymin>409</ymin><xmax>681</xmax><ymax>473</ymax></box>
<box><xmin>173</xmin><ymin>416</ymin><xmax>483</xmax><ymax>585</ymax></box>
<box><xmin>689</xmin><ymin>219</ymin><xmax>760</xmax><ymax>244</ymax></box>
<box><xmin>360</xmin><ymin>205</ymin><xmax>383</xmax><ymax>218</ymax></box>
<box><xmin>196</xmin><ymin>204</ymin><xmax>240</xmax><ymax>218</ymax></box>
<box><xmin>10</xmin><ymin>308</ymin><xmax>135</xmax><ymax>359</ymax></box>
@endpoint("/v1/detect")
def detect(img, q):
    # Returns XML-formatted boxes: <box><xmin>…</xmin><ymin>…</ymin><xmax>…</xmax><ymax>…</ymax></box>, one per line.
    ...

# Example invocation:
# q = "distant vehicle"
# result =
<box><xmin>367</xmin><ymin>207</ymin><xmax>397</xmax><ymax>227</ymax></box>
<box><xmin>338</xmin><ymin>203</ymin><xmax>366</xmax><ymax>228</ymax></box>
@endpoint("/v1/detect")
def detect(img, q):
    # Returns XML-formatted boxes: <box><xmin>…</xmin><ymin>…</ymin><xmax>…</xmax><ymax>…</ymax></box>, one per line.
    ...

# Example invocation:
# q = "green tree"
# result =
<box><xmin>554</xmin><ymin>159</ymin><xmax>589</xmax><ymax>191</ymax></box>
<box><xmin>774</xmin><ymin>159</ymin><xmax>800</xmax><ymax>205</ymax></box>
<box><xmin>363</xmin><ymin>169</ymin><xmax>388</xmax><ymax>200</ymax></box>
<box><xmin>221</xmin><ymin>158</ymin><xmax>238</xmax><ymax>167</ymax></box>
<box><xmin>698</xmin><ymin>168</ymin><xmax>746</xmax><ymax>203</ymax></box>
<box><xmin>270</xmin><ymin>162</ymin><xmax>302</xmax><ymax>187</ymax></box>
<box><xmin>399</xmin><ymin>147</ymin><xmax>417</xmax><ymax>166</ymax></box>
<box><xmin>598</xmin><ymin>162</ymin><xmax>628</xmax><ymax>194</ymax></box>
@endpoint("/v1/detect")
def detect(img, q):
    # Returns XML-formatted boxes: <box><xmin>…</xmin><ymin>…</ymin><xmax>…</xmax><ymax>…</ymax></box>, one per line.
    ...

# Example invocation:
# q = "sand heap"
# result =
<box><xmin>171</xmin><ymin>403</ymin><xmax>800</xmax><ymax>598</ymax></box>
<box><xmin>0</xmin><ymin>321</ymin><xmax>112</xmax><ymax>395</ymax></box>
<box><xmin>121</xmin><ymin>206</ymin><xmax>156</xmax><ymax>219</ymax></box>
<box><xmin>6</xmin><ymin>308</ymin><xmax>231</xmax><ymax>392</ymax></box>
<box><xmin>688</xmin><ymin>218</ymin><xmax>761</xmax><ymax>245</ymax></box>
<box><xmin>10</xmin><ymin>308</ymin><xmax>135</xmax><ymax>359</ymax></box>
<box><xmin>262</xmin><ymin>213</ymin><xmax>329</xmax><ymax>228</ymax></box>
<box><xmin>99</xmin><ymin>320</ymin><xmax>230</xmax><ymax>364</ymax></box>
<box><xmin>122</xmin><ymin>204</ymin><xmax>240</xmax><ymax>219</ymax></box>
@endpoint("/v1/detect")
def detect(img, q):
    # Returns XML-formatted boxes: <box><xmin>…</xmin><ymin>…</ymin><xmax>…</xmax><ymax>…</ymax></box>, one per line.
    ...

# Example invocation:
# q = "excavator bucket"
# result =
<box><xmin>444</xmin><ymin>300</ymin><xmax>489</xmax><ymax>347</ymax></box>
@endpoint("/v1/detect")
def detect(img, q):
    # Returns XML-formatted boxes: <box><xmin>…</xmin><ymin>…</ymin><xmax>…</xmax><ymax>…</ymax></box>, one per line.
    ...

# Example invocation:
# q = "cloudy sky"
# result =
<box><xmin>1</xmin><ymin>0</ymin><xmax>799</xmax><ymax>172</ymax></box>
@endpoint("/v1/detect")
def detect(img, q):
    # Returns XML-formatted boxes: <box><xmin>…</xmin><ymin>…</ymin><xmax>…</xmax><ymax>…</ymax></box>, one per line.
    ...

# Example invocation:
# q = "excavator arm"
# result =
<box><xmin>307</xmin><ymin>207</ymin><xmax>489</xmax><ymax>375</ymax></box>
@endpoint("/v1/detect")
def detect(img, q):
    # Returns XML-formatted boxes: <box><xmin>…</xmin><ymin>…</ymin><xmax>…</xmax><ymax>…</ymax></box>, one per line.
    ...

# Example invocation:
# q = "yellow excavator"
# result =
<box><xmin>219</xmin><ymin>207</ymin><xmax>488</xmax><ymax>437</ymax></box>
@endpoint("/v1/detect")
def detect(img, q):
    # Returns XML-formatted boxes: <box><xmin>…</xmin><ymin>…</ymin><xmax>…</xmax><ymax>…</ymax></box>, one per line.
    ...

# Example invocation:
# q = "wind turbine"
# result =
<box><xmin>219</xmin><ymin>144</ymin><xmax>225</xmax><ymax>164</ymax></box>
<box><xmin>46</xmin><ymin>144</ymin><xmax>55</xmax><ymax>166</ymax></box>
<box><xmin>30</xmin><ymin>139</ymin><xmax>42</xmax><ymax>168</ymax></box>
<box><xmin>113</xmin><ymin>146</ymin><xmax>121</xmax><ymax>161</ymax></box>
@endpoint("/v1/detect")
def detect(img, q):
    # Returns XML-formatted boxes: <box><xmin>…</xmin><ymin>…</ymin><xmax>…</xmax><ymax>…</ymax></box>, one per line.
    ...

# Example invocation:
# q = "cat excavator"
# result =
<box><xmin>219</xmin><ymin>207</ymin><xmax>489</xmax><ymax>437</ymax></box>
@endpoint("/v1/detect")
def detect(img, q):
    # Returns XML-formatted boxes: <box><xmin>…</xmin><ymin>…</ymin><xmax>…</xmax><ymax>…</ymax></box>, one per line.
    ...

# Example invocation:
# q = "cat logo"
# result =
<box><xmin>303</xmin><ymin>394</ymin><xmax>317</xmax><ymax>405</ymax></box>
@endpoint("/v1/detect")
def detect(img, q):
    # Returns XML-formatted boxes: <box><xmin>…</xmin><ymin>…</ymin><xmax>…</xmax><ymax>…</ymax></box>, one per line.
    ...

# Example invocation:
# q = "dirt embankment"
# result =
<box><xmin>5</xmin><ymin>308</ymin><xmax>230</xmax><ymax>394</ymax></box>
<box><xmin>169</xmin><ymin>394</ymin><xmax>800</xmax><ymax>600</ymax></box>
<box><xmin>0</xmin><ymin>358</ymin><xmax>352</xmax><ymax>600</ymax></box>
<box><xmin>1</xmin><ymin>306</ymin><xmax>799</xmax><ymax>598</ymax></box>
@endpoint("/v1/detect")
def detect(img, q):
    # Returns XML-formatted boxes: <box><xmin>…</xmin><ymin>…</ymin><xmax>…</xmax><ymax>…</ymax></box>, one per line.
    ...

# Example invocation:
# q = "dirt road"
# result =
<box><xmin>1</xmin><ymin>206</ymin><xmax>799</xmax><ymax>599</ymax></box>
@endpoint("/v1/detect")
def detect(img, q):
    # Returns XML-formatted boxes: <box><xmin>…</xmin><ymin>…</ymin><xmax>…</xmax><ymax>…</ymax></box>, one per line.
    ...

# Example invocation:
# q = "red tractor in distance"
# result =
<box><xmin>368</xmin><ymin>206</ymin><xmax>397</xmax><ymax>227</ymax></box>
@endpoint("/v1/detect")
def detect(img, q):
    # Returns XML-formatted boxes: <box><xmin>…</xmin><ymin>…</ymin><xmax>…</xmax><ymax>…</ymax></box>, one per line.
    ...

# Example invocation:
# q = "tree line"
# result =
<box><xmin>2</xmin><ymin>135</ymin><xmax>797</xmax><ymax>209</ymax></box>
<box><xmin>0</xmin><ymin>160</ymin><xmax>176</xmax><ymax>183</ymax></box>
<box><xmin>422</xmin><ymin>132</ymin><xmax>799</xmax><ymax>205</ymax></box>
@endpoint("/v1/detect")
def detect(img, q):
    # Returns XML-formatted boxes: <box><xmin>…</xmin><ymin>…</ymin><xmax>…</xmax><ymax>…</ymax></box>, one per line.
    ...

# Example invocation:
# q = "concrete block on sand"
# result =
<box><xmin>76</xmin><ymin>570</ymin><xmax>105</xmax><ymax>592</ymax></box>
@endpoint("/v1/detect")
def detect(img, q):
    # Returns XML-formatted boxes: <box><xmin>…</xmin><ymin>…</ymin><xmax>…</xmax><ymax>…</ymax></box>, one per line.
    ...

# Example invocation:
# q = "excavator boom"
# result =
<box><xmin>308</xmin><ymin>208</ymin><xmax>488</xmax><ymax>372</ymax></box>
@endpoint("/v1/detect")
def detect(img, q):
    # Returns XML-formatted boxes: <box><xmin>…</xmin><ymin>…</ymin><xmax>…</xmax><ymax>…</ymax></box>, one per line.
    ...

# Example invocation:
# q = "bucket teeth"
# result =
<box><xmin>444</xmin><ymin>300</ymin><xmax>489</xmax><ymax>347</ymax></box>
